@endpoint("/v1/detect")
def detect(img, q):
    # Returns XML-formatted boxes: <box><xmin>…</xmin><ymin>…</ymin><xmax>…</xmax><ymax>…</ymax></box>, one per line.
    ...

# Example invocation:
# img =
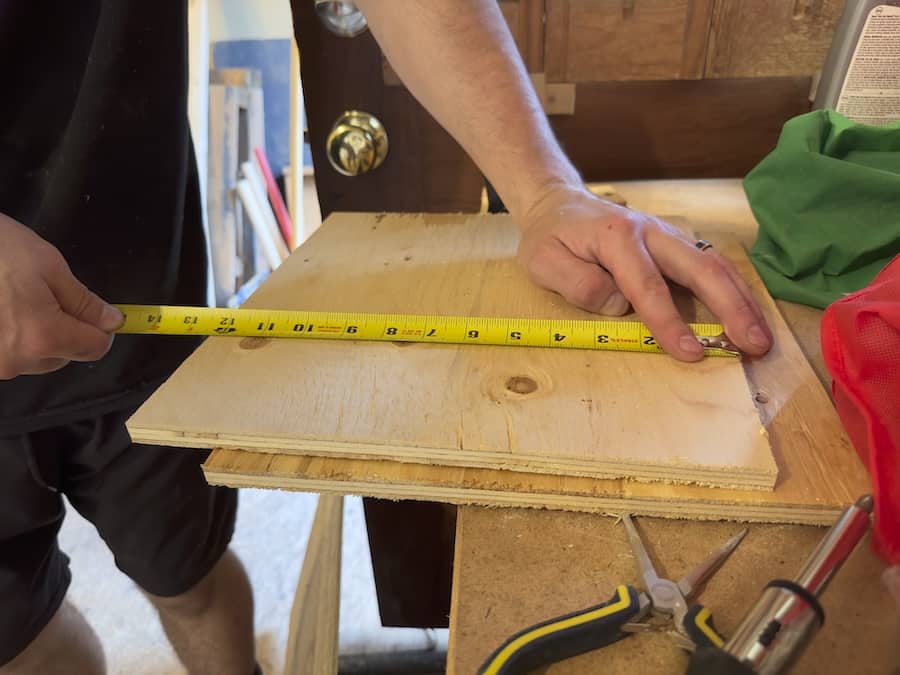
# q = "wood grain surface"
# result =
<box><xmin>282</xmin><ymin>495</ymin><xmax>342</xmax><ymax>675</ymax></box>
<box><xmin>198</xmin><ymin>214</ymin><xmax>870</xmax><ymax>525</ymax></box>
<box><xmin>705</xmin><ymin>0</ymin><xmax>845</xmax><ymax>78</ymax></box>
<box><xmin>129</xmin><ymin>213</ymin><xmax>776</xmax><ymax>489</ymax></box>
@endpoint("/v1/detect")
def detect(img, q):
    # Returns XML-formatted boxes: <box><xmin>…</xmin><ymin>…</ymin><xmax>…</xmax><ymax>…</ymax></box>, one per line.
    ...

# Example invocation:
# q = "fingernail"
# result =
<box><xmin>747</xmin><ymin>324</ymin><xmax>771</xmax><ymax>349</ymax></box>
<box><xmin>679</xmin><ymin>334</ymin><xmax>704</xmax><ymax>356</ymax></box>
<box><xmin>100</xmin><ymin>305</ymin><xmax>124</xmax><ymax>331</ymax></box>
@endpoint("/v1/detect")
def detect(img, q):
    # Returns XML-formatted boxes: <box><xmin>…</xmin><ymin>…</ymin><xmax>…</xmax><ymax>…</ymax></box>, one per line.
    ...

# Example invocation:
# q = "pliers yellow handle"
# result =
<box><xmin>477</xmin><ymin>584</ymin><xmax>649</xmax><ymax>675</ymax></box>
<box><xmin>478</xmin><ymin>516</ymin><xmax>746</xmax><ymax>674</ymax></box>
<box><xmin>683</xmin><ymin>604</ymin><xmax>726</xmax><ymax>649</ymax></box>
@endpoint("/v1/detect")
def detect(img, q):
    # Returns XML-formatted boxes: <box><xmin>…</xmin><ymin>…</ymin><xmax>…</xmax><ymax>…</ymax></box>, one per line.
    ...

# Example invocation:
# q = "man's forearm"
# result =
<box><xmin>354</xmin><ymin>0</ymin><xmax>774</xmax><ymax>362</ymax></box>
<box><xmin>356</xmin><ymin>0</ymin><xmax>582</xmax><ymax>219</ymax></box>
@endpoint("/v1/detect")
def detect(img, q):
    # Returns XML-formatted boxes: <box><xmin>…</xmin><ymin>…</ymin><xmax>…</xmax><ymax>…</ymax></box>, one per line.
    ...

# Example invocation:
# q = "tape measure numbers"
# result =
<box><xmin>114</xmin><ymin>305</ymin><xmax>738</xmax><ymax>357</ymax></box>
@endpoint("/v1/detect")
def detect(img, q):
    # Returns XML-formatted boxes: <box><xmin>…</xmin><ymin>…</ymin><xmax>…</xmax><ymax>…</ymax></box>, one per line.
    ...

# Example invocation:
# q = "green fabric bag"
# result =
<box><xmin>746</xmin><ymin>110</ymin><xmax>900</xmax><ymax>308</ymax></box>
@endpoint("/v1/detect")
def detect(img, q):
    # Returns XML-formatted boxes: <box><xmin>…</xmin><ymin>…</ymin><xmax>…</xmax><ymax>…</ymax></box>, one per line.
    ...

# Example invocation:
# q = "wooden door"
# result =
<box><xmin>289</xmin><ymin>1</ymin><xmax>483</xmax><ymax>219</ymax></box>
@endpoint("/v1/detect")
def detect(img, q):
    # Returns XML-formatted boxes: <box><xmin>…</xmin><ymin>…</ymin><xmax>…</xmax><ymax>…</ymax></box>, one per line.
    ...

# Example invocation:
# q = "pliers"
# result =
<box><xmin>478</xmin><ymin>514</ymin><xmax>747</xmax><ymax>674</ymax></box>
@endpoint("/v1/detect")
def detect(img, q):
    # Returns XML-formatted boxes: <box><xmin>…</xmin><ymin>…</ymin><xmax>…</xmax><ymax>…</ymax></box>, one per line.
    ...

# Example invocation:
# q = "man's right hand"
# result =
<box><xmin>0</xmin><ymin>214</ymin><xmax>123</xmax><ymax>380</ymax></box>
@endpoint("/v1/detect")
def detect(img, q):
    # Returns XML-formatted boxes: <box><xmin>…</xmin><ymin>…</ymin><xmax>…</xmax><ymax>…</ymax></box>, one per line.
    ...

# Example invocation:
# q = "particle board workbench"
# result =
<box><xmin>446</xmin><ymin>181</ymin><xmax>899</xmax><ymax>674</ymax></box>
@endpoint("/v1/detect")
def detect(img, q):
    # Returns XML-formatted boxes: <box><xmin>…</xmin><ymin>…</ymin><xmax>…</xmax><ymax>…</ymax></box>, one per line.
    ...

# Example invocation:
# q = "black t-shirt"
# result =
<box><xmin>0</xmin><ymin>2</ymin><xmax>205</xmax><ymax>434</ymax></box>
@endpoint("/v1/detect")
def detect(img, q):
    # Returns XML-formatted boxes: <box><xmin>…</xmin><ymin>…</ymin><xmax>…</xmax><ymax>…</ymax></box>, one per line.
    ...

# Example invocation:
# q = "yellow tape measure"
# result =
<box><xmin>114</xmin><ymin>305</ymin><xmax>738</xmax><ymax>357</ymax></box>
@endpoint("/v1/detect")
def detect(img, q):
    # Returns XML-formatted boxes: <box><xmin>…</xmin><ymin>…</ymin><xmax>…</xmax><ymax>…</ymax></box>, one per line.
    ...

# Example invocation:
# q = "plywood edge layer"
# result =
<box><xmin>129</xmin><ymin>427</ymin><xmax>777</xmax><ymax>490</ymax></box>
<box><xmin>201</xmin><ymin>469</ymin><xmax>838</xmax><ymax>526</ymax></box>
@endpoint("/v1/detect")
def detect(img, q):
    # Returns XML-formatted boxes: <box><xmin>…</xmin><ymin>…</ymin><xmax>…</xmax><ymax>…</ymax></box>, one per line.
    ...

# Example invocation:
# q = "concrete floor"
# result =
<box><xmin>56</xmin><ymin>177</ymin><xmax>448</xmax><ymax>674</ymax></box>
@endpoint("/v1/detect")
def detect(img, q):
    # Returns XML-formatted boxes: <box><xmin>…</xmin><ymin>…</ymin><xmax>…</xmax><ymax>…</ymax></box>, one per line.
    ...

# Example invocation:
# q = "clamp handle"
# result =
<box><xmin>683</xmin><ymin>604</ymin><xmax>726</xmax><ymax>649</ymax></box>
<box><xmin>477</xmin><ymin>584</ymin><xmax>646</xmax><ymax>675</ymax></box>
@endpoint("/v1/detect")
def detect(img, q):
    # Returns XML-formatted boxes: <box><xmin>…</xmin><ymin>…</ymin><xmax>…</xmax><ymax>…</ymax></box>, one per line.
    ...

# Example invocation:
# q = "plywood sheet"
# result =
<box><xmin>201</xmin><ymin>236</ymin><xmax>871</xmax><ymax>525</ymax></box>
<box><xmin>129</xmin><ymin>213</ymin><xmax>775</xmax><ymax>489</ymax></box>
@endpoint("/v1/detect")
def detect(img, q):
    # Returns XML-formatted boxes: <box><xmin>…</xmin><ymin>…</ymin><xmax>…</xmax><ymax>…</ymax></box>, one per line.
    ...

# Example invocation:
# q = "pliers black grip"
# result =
<box><xmin>477</xmin><ymin>584</ymin><xmax>649</xmax><ymax>675</ymax></box>
<box><xmin>477</xmin><ymin>515</ymin><xmax>747</xmax><ymax>674</ymax></box>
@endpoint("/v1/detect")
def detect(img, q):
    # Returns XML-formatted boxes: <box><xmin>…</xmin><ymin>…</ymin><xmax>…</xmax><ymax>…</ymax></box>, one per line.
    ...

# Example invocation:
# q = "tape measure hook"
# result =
<box><xmin>697</xmin><ymin>333</ymin><xmax>740</xmax><ymax>356</ymax></box>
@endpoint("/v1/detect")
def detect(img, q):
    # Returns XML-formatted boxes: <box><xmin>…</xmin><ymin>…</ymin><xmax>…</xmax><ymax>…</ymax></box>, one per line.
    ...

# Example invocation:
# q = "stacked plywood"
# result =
<box><xmin>128</xmin><ymin>213</ymin><xmax>870</xmax><ymax>523</ymax></box>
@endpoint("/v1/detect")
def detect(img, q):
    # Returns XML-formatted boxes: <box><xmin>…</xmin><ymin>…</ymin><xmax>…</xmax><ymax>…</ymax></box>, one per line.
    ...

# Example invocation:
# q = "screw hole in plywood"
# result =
<box><xmin>754</xmin><ymin>390</ymin><xmax>770</xmax><ymax>404</ymax></box>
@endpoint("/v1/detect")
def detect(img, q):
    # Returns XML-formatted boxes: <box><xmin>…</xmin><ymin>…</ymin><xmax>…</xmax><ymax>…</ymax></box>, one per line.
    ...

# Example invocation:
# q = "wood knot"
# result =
<box><xmin>239</xmin><ymin>337</ymin><xmax>271</xmax><ymax>350</ymax></box>
<box><xmin>482</xmin><ymin>368</ymin><xmax>551</xmax><ymax>403</ymax></box>
<box><xmin>506</xmin><ymin>376</ymin><xmax>538</xmax><ymax>395</ymax></box>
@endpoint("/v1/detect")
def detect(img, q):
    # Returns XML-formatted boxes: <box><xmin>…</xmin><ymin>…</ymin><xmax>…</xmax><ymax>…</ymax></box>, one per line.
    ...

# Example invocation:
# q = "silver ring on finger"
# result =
<box><xmin>694</xmin><ymin>239</ymin><xmax>714</xmax><ymax>252</ymax></box>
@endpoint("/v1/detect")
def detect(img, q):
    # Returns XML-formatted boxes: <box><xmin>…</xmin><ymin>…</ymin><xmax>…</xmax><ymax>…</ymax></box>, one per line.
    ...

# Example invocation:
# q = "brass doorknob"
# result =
<box><xmin>314</xmin><ymin>0</ymin><xmax>368</xmax><ymax>37</ymax></box>
<box><xmin>325</xmin><ymin>111</ymin><xmax>389</xmax><ymax>176</ymax></box>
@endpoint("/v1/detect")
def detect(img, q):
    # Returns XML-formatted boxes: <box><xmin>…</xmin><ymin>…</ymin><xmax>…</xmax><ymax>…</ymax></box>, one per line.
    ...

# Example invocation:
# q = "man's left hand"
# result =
<box><xmin>517</xmin><ymin>185</ymin><xmax>773</xmax><ymax>361</ymax></box>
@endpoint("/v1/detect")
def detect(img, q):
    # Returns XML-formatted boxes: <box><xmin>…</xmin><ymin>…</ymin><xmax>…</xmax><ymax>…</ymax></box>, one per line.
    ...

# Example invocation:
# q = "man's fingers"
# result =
<box><xmin>54</xmin><ymin>313</ymin><xmax>115</xmax><ymax>361</ymax></box>
<box><xmin>602</xmin><ymin>239</ymin><xmax>704</xmax><ymax>361</ymax></box>
<box><xmin>644</xmin><ymin>228</ymin><xmax>772</xmax><ymax>355</ymax></box>
<box><xmin>720</xmin><ymin>262</ymin><xmax>774</xmax><ymax>343</ymax></box>
<box><xmin>1</xmin><ymin>312</ymin><xmax>112</xmax><ymax>379</ymax></box>
<box><xmin>45</xmin><ymin>260</ymin><xmax>123</xmax><ymax>332</ymax></box>
<box><xmin>0</xmin><ymin>357</ymin><xmax>69</xmax><ymax>380</ymax></box>
<box><xmin>20</xmin><ymin>358</ymin><xmax>71</xmax><ymax>376</ymax></box>
<box><xmin>31</xmin><ymin>311</ymin><xmax>115</xmax><ymax>362</ymax></box>
<box><xmin>523</xmin><ymin>238</ymin><xmax>629</xmax><ymax>315</ymax></box>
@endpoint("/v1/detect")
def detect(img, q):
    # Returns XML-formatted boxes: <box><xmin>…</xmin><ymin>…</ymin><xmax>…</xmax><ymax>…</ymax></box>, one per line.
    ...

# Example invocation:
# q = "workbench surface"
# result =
<box><xmin>449</xmin><ymin>508</ymin><xmax>897</xmax><ymax>674</ymax></box>
<box><xmin>446</xmin><ymin>180</ymin><xmax>899</xmax><ymax>674</ymax></box>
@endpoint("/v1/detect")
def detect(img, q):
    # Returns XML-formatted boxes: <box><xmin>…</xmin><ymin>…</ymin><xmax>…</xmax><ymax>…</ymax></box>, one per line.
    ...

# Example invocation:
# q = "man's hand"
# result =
<box><xmin>0</xmin><ymin>214</ymin><xmax>123</xmax><ymax>379</ymax></box>
<box><xmin>518</xmin><ymin>185</ymin><xmax>773</xmax><ymax>361</ymax></box>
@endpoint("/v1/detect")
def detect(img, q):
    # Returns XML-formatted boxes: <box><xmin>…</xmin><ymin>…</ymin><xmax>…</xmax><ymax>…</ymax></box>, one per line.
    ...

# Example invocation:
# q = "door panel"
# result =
<box><xmin>705</xmin><ymin>0</ymin><xmax>846</xmax><ymax>78</ymax></box>
<box><xmin>385</xmin><ymin>1</ymin><xmax>545</xmax><ymax>80</ymax></box>
<box><xmin>500</xmin><ymin>0</ymin><xmax>546</xmax><ymax>71</ymax></box>
<box><xmin>545</xmin><ymin>0</ymin><xmax>714</xmax><ymax>82</ymax></box>
<box><xmin>548</xmin><ymin>77</ymin><xmax>812</xmax><ymax>180</ymax></box>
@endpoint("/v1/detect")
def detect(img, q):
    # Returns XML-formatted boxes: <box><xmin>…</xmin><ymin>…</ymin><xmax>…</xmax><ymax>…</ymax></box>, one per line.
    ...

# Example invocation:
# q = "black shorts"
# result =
<box><xmin>0</xmin><ymin>406</ymin><xmax>237</xmax><ymax>666</ymax></box>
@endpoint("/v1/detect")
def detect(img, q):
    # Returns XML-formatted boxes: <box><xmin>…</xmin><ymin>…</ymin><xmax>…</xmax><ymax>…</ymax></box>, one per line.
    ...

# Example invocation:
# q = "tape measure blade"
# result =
<box><xmin>111</xmin><ymin>305</ymin><xmax>735</xmax><ymax>358</ymax></box>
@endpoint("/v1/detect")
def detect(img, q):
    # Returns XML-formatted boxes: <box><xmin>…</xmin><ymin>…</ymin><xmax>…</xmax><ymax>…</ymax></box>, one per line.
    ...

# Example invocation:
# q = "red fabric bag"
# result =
<box><xmin>821</xmin><ymin>255</ymin><xmax>900</xmax><ymax>564</ymax></box>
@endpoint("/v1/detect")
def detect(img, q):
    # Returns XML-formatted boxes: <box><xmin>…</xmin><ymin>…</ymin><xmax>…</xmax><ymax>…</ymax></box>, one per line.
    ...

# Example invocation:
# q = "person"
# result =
<box><xmin>1</xmin><ymin>4</ymin><xmax>255</xmax><ymax>674</ymax></box>
<box><xmin>0</xmin><ymin>2</ymin><xmax>773</xmax><ymax>674</ymax></box>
